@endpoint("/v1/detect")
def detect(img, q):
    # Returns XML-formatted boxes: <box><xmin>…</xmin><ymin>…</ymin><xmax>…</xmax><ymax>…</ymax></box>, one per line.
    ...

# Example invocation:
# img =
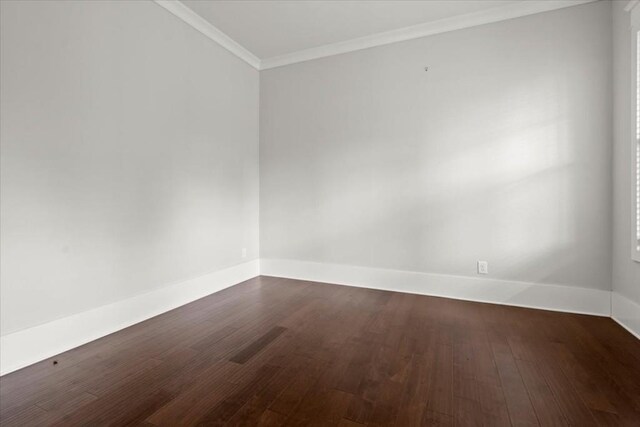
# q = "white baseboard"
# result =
<box><xmin>0</xmin><ymin>260</ymin><xmax>260</xmax><ymax>376</ymax></box>
<box><xmin>2</xmin><ymin>258</ymin><xmax>630</xmax><ymax>377</ymax></box>
<box><xmin>260</xmin><ymin>259</ymin><xmax>611</xmax><ymax>317</ymax></box>
<box><xmin>611</xmin><ymin>292</ymin><xmax>640</xmax><ymax>339</ymax></box>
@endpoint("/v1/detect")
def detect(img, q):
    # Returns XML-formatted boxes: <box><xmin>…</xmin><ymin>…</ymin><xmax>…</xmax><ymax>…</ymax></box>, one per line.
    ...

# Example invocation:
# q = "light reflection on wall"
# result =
<box><xmin>260</xmin><ymin>1</ymin><xmax>611</xmax><ymax>291</ymax></box>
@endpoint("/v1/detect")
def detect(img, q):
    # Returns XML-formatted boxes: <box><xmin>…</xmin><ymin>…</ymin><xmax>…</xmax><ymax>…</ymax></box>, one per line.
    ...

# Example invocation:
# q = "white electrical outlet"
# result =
<box><xmin>241</xmin><ymin>248</ymin><xmax>247</xmax><ymax>258</ymax></box>
<box><xmin>477</xmin><ymin>261</ymin><xmax>488</xmax><ymax>274</ymax></box>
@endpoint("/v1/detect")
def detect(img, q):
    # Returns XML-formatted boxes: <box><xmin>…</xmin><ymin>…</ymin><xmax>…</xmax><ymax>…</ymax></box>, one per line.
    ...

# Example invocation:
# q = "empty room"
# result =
<box><xmin>1</xmin><ymin>0</ymin><xmax>639</xmax><ymax>425</ymax></box>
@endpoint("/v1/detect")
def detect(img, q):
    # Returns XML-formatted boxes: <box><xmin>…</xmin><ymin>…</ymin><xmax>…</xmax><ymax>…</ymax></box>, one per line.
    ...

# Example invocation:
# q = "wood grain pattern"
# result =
<box><xmin>229</xmin><ymin>326</ymin><xmax>287</xmax><ymax>364</ymax></box>
<box><xmin>1</xmin><ymin>276</ymin><xmax>639</xmax><ymax>426</ymax></box>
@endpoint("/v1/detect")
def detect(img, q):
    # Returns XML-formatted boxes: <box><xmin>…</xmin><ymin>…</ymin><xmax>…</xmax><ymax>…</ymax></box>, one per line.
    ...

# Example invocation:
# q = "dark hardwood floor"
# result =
<box><xmin>1</xmin><ymin>276</ymin><xmax>639</xmax><ymax>426</ymax></box>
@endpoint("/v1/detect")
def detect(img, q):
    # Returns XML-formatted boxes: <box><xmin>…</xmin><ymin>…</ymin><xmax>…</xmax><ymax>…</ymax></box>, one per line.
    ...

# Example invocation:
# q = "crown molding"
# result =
<box><xmin>154</xmin><ymin>0</ymin><xmax>260</xmax><ymax>70</ymax></box>
<box><xmin>260</xmin><ymin>0</ymin><xmax>598</xmax><ymax>70</ymax></box>
<box><xmin>155</xmin><ymin>0</ymin><xmax>598</xmax><ymax>71</ymax></box>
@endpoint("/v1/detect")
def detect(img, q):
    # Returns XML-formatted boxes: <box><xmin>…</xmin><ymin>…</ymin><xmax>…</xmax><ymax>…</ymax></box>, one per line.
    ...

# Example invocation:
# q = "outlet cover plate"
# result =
<box><xmin>477</xmin><ymin>261</ymin><xmax>488</xmax><ymax>274</ymax></box>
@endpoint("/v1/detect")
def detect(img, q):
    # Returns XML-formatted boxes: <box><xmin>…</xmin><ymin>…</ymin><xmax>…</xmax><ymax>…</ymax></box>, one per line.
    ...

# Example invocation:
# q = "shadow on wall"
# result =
<box><xmin>263</xmin><ymin>59</ymin><xmax>608</xmax><ymax>290</ymax></box>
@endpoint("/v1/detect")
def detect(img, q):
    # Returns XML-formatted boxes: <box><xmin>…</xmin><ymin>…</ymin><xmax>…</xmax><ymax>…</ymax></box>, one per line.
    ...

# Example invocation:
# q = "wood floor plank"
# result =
<box><xmin>195</xmin><ymin>364</ymin><xmax>281</xmax><ymax>425</ymax></box>
<box><xmin>425</xmin><ymin>343</ymin><xmax>454</xmax><ymax>417</ymax></box>
<box><xmin>514</xmin><ymin>358</ymin><xmax>567</xmax><ymax>426</ymax></box>
<box><xmin>1</xmin><ymin>276</ymin><xmax>639</xmax><ymax>426</ymax></box>
<box><xmin>256</xmin><ymin>409</ymin><xmax>288</xmax><ymax>426</ymax></box>
<box><xmin>490</xmin><ymin>335</ymin><xmax>539</xmax><ymax>426</ymax></box>
<box><xmin>229</xmin><ymin>327</ymin><xmax>287</xmax><ymax>364</ymax></box>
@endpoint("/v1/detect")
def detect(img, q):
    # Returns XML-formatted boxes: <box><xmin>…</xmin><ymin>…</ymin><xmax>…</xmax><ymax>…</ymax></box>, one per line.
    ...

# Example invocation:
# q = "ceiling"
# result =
<box><xmin>165</xmin><ymin>0</ymin><xmax>596</xmax><ymax>69</ymax></box>
<box><xmin>181</xmin><ymin>0</ymin><xmax>528</xmax><ymax>60</ymax></box>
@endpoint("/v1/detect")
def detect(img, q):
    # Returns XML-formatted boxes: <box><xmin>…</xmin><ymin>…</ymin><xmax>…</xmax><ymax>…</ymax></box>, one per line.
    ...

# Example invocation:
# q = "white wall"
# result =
<box><xmin>612</xmin><ymin>0</ymin><xmax>640</xmax><ymax>304</ymax></box>
<box><xmin>260</xmin><ymin>1</ymin><xmax>612</xmax><ymax>291</ymax></box>
<box><xmin>0</xmin><ymin>0</ymin><xmax>259</xmax><ymax>335</ymax></box>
